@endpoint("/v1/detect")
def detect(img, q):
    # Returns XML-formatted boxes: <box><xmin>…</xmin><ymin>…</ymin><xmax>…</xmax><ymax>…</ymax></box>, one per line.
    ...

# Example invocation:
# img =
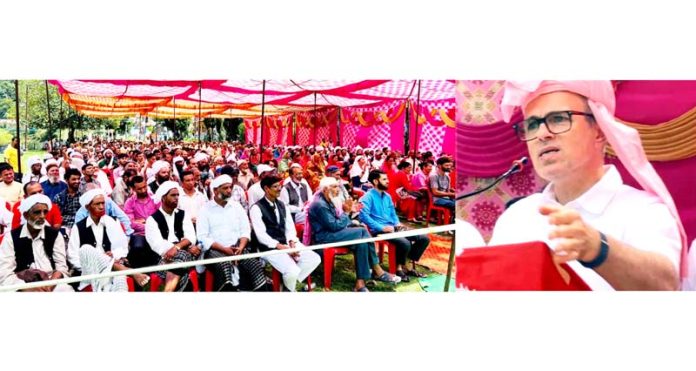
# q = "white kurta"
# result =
<box><xmin>489</xmin><ymin>165</ymin><xmax>681</xmax><ymax>291</ymax></box>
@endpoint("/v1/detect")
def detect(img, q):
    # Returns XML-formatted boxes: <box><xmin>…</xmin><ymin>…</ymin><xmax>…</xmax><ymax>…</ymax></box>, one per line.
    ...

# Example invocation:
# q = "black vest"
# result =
<box><xmin>150</xmin><ymin>209</ymin><xmax>185</xmax><ymax>241</ymax></box>
<box><xmin>11</xmin><ymin>226</ymin><xmax>59</xmax><ymax>272</ymax></box>
<box><xmin>76</xmin><ymin>218</ymin><xmax>112</xmax><ymax>252</ymax></box>
<box><xmin>253</xmin><ymin>198</ymin><xmax>287</xmax><ymax>251</ymax></box>
<box><xmin>284</xmin><ymin>181</ymin><xmax>308</xmax><ymax>207</ymax></box>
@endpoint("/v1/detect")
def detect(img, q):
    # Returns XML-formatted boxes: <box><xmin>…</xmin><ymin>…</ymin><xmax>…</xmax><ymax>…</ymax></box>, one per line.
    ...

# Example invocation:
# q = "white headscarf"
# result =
<box><xmin>79</xmin><ymin>189</ymin><xmax>106</xmax><ymax>207</ymax></box>
<box><xmin>153</xmin><ymin>181</ymin><xmax>182</xmax><ymax>203</ymax></box>
<box><xmin>210</xmin><ymin>175</ymin><xmax>233</xmax><ymax>190</ymax></box>
<box><xmin>19</xmin><ymin>194</ymin><xmax>52</xmax><ymax>214</ymax></box>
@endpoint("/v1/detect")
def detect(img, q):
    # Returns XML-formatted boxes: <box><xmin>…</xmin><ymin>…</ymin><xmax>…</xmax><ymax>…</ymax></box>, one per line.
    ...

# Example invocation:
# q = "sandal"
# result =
<box><xmin>373</xmin><ymin>272</ymin><xmax>402</xmax><ymax>284</ymax></box>
<box><xmin>396</xmin><ymin>270</ymin><xmax>410</xmax><ymax>282</ymax></box>
<box><xmin>405</xmin><ymin>269</ymin><xmax>426</xmax><ymax>278</ymax></box>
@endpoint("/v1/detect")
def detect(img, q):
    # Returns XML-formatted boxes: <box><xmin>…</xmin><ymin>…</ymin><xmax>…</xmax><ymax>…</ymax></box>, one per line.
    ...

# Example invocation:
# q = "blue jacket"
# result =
<box><xmin>359</xmin><ymin>189</ymin><xmax>399</xmax><ymax>234</ymax></box>
<box><xmin>308</xmin><ymin>195</ymin><xmax>351</xmax><ymax>244</ymax></box>
<box><xmin>41</xmin><ymin>180</ymin><xmax>68</xmax><ymax>202</ymax></box>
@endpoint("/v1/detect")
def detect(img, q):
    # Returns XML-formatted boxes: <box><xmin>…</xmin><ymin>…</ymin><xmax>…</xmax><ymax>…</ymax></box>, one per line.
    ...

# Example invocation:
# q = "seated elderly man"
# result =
<box><xmin>148</xmin><ymin>160</ymin><xmax>172</xmax><ymax>194</ymax></box>
<box><xmin>0</xmin><ymin>195</ymin><xmax>72</xmax><ymax>291</ymax></box>
<box><xmin>74</xmin><ymin>183</ymin><xmax>133</xmax><ymax>237</ymax></box>
<box><xmin>308</xmin><ymin>176</ymin><xmax>400</xmax><ymax>292</ymax></box>
<box><xmin>279</xmin><ymin>163</ymin><xmax>312</xmax><ymax>224</ymax></box>
<box><xmin>250</xmin><ymin>175</ymin><xmax>320</xmax><ymax>291</ymax></box>
<box><xmin>359</xmin><ymin>170</ymin><xmax>430</xmax><ymax>282</ymax></box>
<box><xmin>197</xmin><ymin>175</ymin><xmax>267</xmax><ymax>291</ymax></box>
<box><xmin>67</xmin><ymin>189</ymin><xmax>150</xmax><ymax>291</ymax></box>
<box><xmin>488</xmin><ymin>80</ymin><xmax>686</xmax><ymax>291</ymax></box>
<box><xmin>40</xmin><ymin>160</ymin><xmax>67</xmax><ymax>201</ymax></box>
<box><xmin>145</xmin><ymin>181</ymin><xmax>200</xmax><ymax>292</ymax></box>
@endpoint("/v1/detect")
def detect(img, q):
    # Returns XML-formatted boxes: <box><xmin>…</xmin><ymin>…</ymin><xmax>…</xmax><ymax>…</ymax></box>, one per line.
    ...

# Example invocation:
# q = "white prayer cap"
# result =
<box><xmin>70</xmin><ymin>151</ymin><xmax>83</xmax><ymax>158</ymax></box>
<box><xmin>152</xmin><ymin>160</ymin><xmax>170</xmax><ymax>174</ymax></box>
<box><xmin>211</xmin><ymin>175</ymin><xmax>233</xmax><ymax>190</ymax></box>
<box><xmin>79</xmin><ymin>189</ymin><xmax>106</xmax><ymax>207</ymax></box>
<box><xmin>43</xmin><ymin>153</ymin><xmax>54</xmax><ymax>161</ymax></box>
<box><xmin>173</xmin><ymin>156</ymin><xmax>185</xmax><ymax>164</ymax></box>
<box><xmin>318</xmin><ymin>176</ymin><xmax>338</xmax><ymax>191</ymax></box>
<box><xmin>153</xmin><ymin>181</ymin><xmax>182</xmax><ymax>203</ymax></box>
<box><xmin>44</xmin><ymin>159</ymin><xmax>59</xmax><ymax>170</ymax></box>
<box><xmin>71</xmin><ymin>158</ymin><xmax>85</xmax><ymax>170</ymax></box>
<box><xmin>256</xmin><ymin>164</ymin><xmax>274</xmax><ymax>175</ymax></box>
<box><xmin>19</xmin><ymin>194</ymin><xmax>52</xmax><ymax>214</ymax></box>
<box><xmin>193</xmin><ymin>152</ymin><xmax>208</xmax><ymax>163</ymax></box>
<box><xmin>289</xmin><ymin>163</ymin><xmax>302</xmax><ymax>170</ymax></box>
<box><xmin>315</xmin><ymin>145</ymin><xmax>324</xmax><ymax>151</ymax></box>
<box><xmin>27</xmin><ymin>156</ymin><xmax>42</xmax><ymax>168</ymax></box>
<box><xmin>103</xmin><ymin>149</ymin><xmax>114</xmax><ymax>155</ymax></box>
<box><xmin>355</xmin><ymin>145</ymin><xmax>362</xmax><ymax>150</ymax></box>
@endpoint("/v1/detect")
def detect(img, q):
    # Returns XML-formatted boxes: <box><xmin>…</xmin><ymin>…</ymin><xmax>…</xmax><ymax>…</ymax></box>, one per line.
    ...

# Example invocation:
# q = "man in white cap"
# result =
<box><xmin>197</xmin><ymin>175</ymin><xmax>267</xmax><ymax>291</ymax></box>
<box><xmin>279</xmin><ymin>163</ymin><xmax>311</xmax><ymax>224</ymax></box>
<box><xmin>67</xmin><ymin>189</ymin><xmax>149</xmax><ymax>291</ymax></box>
<box><xmin>145</xmin><ymin>181</ymin><xmax>199</xmax><ymax>291</ymax></box>
<box><xmin>247</xmin><ymin>164</ymin><xmax>276</xmax><ymax>206</ymax></box>
<box><xmin>236</xmin><ymin>160</ymin><xmax>254</xmax><ymax>190</ymax></box>
<box><xmin>0</xmin><ymin>195</ymin><xmax>72</xmax><ymax>291</ymax></box>
<box><xmin>98</xmin><ymin>149</ymin><xmax>116</xmax><ymax>169</ymax></box>
<box><xmin>488</xmin><ymin>80</ymin><xmax>683</xmax><ymax>290</ymax></box>
<box><xmin>250</xmin><ymin>174</ymin><xmax>320</xmax><ymax>291</ymax></box>
<box><xmin>148</xmin><ymin>160</ymin><xmax>171</xmax><ymax>194</ymax></box>
<box><xmin>22</xmin><ymin>156</ymin><xmax>45</xmax><ymax>185</ymax></box>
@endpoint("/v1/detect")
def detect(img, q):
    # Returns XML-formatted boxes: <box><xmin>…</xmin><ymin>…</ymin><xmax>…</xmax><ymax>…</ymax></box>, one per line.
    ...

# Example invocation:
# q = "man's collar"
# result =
<box><xmin>541</xmin><ymin>165</ymin><xmax>621</xmax><ymax>215</ymax></box>
<box><xmin>20</xmin><ymin>222</ymin><xmax>46</xmax><ymax>240</ymax></box>
<box><xmin>86</xmin><ymin>215</ymin><xmax>104</xmax><ymax>228</ymax></box>
<box><xmin>160</xmin><ymin>206</ymin><xmax>178</xmax><ymax>216</ymax></box>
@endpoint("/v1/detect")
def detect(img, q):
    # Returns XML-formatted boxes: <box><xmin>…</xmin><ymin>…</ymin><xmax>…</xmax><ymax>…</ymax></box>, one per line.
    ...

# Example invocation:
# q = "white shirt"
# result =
<box><xmin>455</xmin><ymin>219</ymin><xmax>486</xmax><ymax>256</ymax></box>
<box><xmin>145</xmin><ymin>208</ymin><xmax>197</xmax><ymax>256</ymax></box>
<box><xmin>247</xmin><ymin>182</ymin><xmax>265</xmax><ymax>206</ymax></box>
<box><xmin>178</xmin><ymin>189</ymin><xmax>208</xmax><ymax>222</ymax></box>
<box><xmin>95</xmin><ymin>170</ymin><xmax>113</xmax><ymax>196</ymax></box>
<box><xmin>249</xmin><ymin>198</ymin><xmax>298</xmax><ymax>250</ymax></box>
<box><xmin>238</xmin><ymin>172</ymin><xmax>254</xmax><ymax>190</ymax></box>
<box><xmin>489</xmin><ymin>165</ymin><xmax>681</xmax><ymax>291</ymax></box>
<box><xmin>0</xmin><ymin>223</ymin><xmax>69</xmax><ymax>287</ymax></box>
<box><xmin>279</xmin><ymin>180</ymin><xmax>311</xmax><ymax>214</ymax></box>
<box><xmin>22</xmin><ymin>173</ymin><xmax>47</xmax><ymax>185</ymax></box>
<box><xmin>67</xmin><ymin>215</ymin><xmax>129</xmax><ymax>270</ymax></box>
<box><xmin>196</xmin><ymin>199</ymin><xmax>250</xmax><ymax>251</ymax></box>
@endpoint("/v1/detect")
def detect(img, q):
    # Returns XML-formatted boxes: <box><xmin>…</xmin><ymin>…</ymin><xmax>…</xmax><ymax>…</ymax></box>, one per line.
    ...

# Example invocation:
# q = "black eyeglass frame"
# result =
<box><xmin>512</xmin><ymin>110</ymin><xmax>594</xmax><ymax>141</ymax></box>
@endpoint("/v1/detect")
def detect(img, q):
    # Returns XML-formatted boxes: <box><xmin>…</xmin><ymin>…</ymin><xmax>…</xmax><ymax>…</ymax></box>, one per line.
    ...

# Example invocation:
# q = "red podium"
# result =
<box><xmin>456</xmin><ymin>241</ymin><xmax>591</xmax><ymax>291</ymax></box>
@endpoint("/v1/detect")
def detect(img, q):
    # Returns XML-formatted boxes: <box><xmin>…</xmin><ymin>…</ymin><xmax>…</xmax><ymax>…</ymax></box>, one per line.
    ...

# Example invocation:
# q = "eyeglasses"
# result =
<box><xmin>512</xmin><ymin>110</ymin><xmax>594</xmax><ymax>141</ymax></box>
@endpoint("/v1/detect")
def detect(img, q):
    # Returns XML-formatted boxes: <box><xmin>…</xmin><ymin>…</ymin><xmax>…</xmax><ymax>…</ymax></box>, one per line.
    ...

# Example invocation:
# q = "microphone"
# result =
<box><xmin>456</xmin><ymin>157</ymin><xmax>529</xmax><ymax>201</ymax></box>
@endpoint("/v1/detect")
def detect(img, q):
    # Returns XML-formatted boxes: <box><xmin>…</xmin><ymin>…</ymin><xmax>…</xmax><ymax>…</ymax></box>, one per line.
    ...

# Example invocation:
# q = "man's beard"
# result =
<box><xmin>28</xmin><ymin>219</ymin><xmax>44</xmax><ymax>230</ymax></box>
<box><xmin>157</xmin><ymin>175</ymin><xmax>169</xmax><ymax>183</ymax></box>
<box><xmin>377</xmin><ymin>183</ymin><xmax>388</xmax><ymax>191</ymax></box>
<box><xmin>218</xmin><ymin>193</ymin><xmax>230</xmax><ymax>201</ymax></box>
<box><xmin>48</xmin><ymin>176</ymin><xmax>60</xmax><ymax>183</ymax></box>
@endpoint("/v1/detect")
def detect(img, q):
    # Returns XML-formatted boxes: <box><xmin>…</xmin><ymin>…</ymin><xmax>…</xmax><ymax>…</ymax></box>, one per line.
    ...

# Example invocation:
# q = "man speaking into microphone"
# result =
<box><xmin>487</xmin><ymin>81</ymin><xmax>686</xmax><ymax>291</ymax></box>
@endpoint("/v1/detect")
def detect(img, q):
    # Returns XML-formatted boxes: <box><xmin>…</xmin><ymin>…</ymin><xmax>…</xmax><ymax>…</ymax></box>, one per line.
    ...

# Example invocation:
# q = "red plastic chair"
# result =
<box><xmin>204</xmin><ymin>270</ymin><xmax>215</xmax><ymax>292</ymax></box>
<box><xmin>376</xmin><ymin>240</ymin><xmax>398</xmax><ymax>274</ymax></box>
<box><xmin>149</xmin><ymin>268</ymin><xmax>200</xmax><ymax>292</ymax></box>
<box><xmin>323</xmin><ymin>246</ymin><xmax>352</xmax><ymax>290</ymax></box>
<box><xmin>422</xmin><ymin>188</ymin><xmax>451</xmax><ymax>226</ymax></box>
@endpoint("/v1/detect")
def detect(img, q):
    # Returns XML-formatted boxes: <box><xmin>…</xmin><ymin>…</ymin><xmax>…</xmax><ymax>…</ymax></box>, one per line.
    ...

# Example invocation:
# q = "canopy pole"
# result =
<box><xmin>411</xmin><ymin>80</ymin><xmax>422</xmax><ymax>168</ymax></box>
<box><xmin>44</xmin><ymin>80</ymin><xmax>53</xmax><ymax>151</ymax></box>
<box><xmin>59</xmin><ymin>93</ymin><xmax>63</xmax><ymax>143</ymax></box>
<box><xmin>313</xmin><ymin>92</ymin><xmax>317</xmax><ymax>146</ymax></box>
<box><xmin>259</xmin><ymin>79</ymin><xmax>266</xmax><ymax>155</ymax></box>
<box><xmin>24</xmin><ymin>84</ymin><xmax>29</xmax><ymax>152</ymax></box>
<box><xmin>337</xmin><ymin>107</ymin><xmax>341</xmax><ymax>147</ymax></box>
<box><xmin>14</xmin><ymin>80</ymin><xmax>22</xmax><ymax>175</ymax></box>
<box><xmin>198</xmin><ymin>81</ymin><xmax>202</xmax><ymax>144</ymax></box>
<box><xmin>292</xmin><ymin>112</ymin><xmax>297</xmax><ymax>145</ymax></box>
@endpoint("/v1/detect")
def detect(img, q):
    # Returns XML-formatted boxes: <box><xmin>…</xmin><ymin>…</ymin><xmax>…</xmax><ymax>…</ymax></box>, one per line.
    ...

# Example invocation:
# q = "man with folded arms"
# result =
<box><xmin>145</xmin><ymin>181</ymin><xmax>199</xmax><ymax>292</ymax></box>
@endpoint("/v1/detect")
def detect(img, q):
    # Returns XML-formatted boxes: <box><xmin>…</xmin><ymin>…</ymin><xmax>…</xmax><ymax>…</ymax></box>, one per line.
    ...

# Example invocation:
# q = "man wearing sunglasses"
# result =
<box><xmin>488</xmin><ymin>81</ymin><xmax>684</xmax><ymax>291</ymax></box>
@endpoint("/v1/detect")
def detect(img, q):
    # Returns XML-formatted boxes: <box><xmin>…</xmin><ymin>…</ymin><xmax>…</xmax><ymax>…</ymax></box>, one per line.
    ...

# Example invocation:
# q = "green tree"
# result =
<box><xmin>153</xmin><ymin>118</ymin><xmax>190</xmax><ymax>140</ymax></box>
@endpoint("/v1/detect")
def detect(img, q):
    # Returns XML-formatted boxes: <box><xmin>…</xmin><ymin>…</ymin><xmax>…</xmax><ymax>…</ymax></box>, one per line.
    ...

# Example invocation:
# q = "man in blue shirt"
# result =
<box><xmin>359</xmin><ymin>170</ymin><xmax>430</xmax><ymax>282</ymax></box>
<box><xmin>40</xmin><ymin>162</ymin><xmax>67</xmax><ymax>201</ymax></box>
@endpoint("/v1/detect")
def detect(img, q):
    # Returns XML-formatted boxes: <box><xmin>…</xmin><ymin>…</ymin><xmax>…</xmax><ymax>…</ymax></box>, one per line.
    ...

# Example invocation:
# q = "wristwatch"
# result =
<box><xmin>579</xmin><ymin>231</ymin><xmax>609</xmax><ymax>269</ymax></box>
